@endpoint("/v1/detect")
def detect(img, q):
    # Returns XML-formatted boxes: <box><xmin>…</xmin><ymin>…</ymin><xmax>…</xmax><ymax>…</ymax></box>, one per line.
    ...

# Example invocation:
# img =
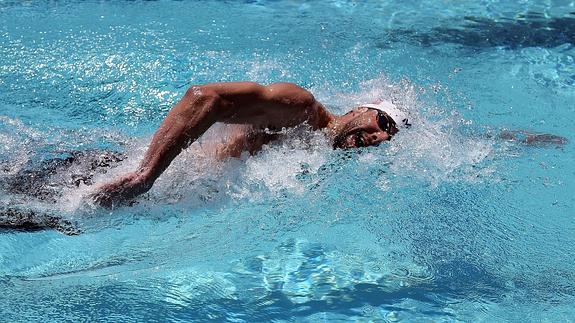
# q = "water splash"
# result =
<box><xmin>1</xmin><ymin>73</ymin><xmax>500</xmax><ymax>233</ymax></box>
<box><xmin>315</xmin><ymin>74</ymin><xmax>497</xmax><ymax>188</ymax></box>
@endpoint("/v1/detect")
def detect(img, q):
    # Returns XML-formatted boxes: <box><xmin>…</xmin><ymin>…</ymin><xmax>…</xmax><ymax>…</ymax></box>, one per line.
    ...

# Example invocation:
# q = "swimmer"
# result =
<box><xmin>89</xmin><ymin>82</ymin><xmax>409</xmax><ymax>207</ymax></box>
<box><xmin>0</xmin><ymin>82</ymin><xmax>567</xmax><ymax>233</ymax></box>
<box><xmin>89</xmin><ymin>81</ymin><xmax>566</xmax><ymax>207</ymax></box>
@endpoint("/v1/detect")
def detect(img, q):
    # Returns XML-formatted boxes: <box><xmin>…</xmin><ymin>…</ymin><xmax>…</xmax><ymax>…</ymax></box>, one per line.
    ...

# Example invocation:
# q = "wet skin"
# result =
<box><xmin>331</xmin><ymin>107</ymin><xmax>399</xmax><ymax>149</ymax></box>
<box><xmin>90</xmin><ymin>82</ymin><xmax>395</xmax><ymax>207</ymax></box>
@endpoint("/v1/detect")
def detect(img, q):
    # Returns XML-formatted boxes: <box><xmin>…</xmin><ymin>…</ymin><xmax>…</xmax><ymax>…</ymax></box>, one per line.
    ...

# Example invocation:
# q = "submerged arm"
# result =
<box><xmin>500</xmin><ymin>130</ymin><xmax>568</xmax><ymax>147</ymax></box>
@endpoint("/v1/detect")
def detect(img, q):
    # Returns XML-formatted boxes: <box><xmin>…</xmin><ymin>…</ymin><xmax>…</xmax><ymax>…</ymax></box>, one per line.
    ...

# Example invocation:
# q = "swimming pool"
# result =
<box><xmin>1</xmin><ymin>0</ymin><xmax>574</xmax><ymax>321</ymax></box>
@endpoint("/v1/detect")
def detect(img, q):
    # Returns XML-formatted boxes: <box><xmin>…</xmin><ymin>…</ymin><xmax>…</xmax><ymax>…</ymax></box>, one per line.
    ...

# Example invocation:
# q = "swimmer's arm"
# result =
<box><xmin>91</xmin><ymin>82</ymin><xmax>310</xmax><ymax>207</ymax></box>
<box><xmin>500</xmin><ymin>130</ymin><xmax>568</xmax><ymax>147</ymax></box>
<box><xmin>91</xmin><ymin>85</ymin><xmax>225</xmax><ymax>206</ymax></box>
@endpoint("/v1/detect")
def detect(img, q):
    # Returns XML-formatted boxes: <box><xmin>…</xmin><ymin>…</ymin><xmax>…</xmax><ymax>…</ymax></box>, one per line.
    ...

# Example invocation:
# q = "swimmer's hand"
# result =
<box><xmin>88</xmin><ymin>172</ymin><xmax>150</xmax><ymax>208</ymax></box>
<box><xmin>500</xmin><ymin>130</ymin><xmax>568</xmax><ymax>147</ymax></box>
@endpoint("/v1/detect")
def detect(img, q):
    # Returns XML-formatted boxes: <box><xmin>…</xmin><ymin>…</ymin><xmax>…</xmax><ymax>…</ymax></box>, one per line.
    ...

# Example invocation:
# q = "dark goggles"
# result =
<box><xmin>363</xmin><ymin>107</ymin><xmax>398</xmax><ymax>136</ymax></box>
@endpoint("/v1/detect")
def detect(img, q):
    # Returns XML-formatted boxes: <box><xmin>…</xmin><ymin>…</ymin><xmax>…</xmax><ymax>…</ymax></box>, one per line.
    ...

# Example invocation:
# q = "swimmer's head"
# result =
<box><xmin>330</xmin><ymin>101</ymin><xmax>410</xmax><ymax>149</ymax></box>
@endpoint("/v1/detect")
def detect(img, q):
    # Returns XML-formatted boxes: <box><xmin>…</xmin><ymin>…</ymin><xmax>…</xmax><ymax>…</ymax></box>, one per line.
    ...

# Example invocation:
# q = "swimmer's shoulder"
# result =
<box><xmin>198</xmin><ymin>81</ymin><xmax>316</xmax><ymax>107</ymax></box>
<box><xmin>264</xmin><ymin>82</ymin><xmax>316</xmax><ymax>105</ymax></box>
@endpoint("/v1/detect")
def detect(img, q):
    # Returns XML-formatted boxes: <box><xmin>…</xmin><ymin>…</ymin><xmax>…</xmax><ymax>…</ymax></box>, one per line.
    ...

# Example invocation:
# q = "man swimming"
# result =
<box><xmin>90</xmin><ymin>81</ymin><xmax>409</xmax><ymax>207</ymax></box>
<box><xmin>90</xmin><ymin>81</ymin><xmax>570</xmax><ymax>207</ymax></box>
<box><xmin>0</xmin><ymin>81</ymin><xmax>566</xmax><ymax>233</ymax></box>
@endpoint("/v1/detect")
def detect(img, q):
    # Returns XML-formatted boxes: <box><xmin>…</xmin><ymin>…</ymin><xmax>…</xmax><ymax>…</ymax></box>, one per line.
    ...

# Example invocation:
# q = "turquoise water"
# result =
<box><xmin>1</xmin><ymin>0</ymin><xmax>574</xmax><ymax>321</ymax></box>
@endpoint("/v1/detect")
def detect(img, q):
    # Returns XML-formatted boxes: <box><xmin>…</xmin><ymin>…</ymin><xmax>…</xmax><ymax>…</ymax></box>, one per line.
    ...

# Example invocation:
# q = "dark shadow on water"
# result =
<box><xmin>1</xmin><ymin>150</ymin><xmax>126</xmax><ymax>203</ymax></box>
<box><xmin>377</xmin><ymin>13</ymin><xmax>575</xmax><ymax>49</ymax></box>
<box><xmin>0</xmin><ymin>150</ymin><xmax>125</xmax><ymax>234</ymax></box>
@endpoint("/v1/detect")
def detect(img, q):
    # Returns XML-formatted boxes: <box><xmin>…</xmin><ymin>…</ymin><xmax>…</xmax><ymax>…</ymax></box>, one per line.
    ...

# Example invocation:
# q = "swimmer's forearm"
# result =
<box><xmin>93</xmin><ymin>86</ymin><xmax>223</xmax><ymax>207</ymax></box>
<box><xmin>137</xmin><ymin>86</ymin><xmax>222</xmax><ymax>179</ymax></box>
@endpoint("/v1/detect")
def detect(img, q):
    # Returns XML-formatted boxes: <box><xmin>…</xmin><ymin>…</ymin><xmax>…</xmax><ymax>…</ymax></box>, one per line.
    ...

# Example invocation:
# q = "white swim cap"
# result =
<box><xmin>359</xmin><ymin>101</ymin><xmax>411</xmax><ymax>128</ymax></box>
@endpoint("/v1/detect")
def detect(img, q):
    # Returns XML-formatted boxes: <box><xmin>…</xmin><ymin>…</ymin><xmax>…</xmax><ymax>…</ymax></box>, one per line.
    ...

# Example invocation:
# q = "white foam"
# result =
<box><xmin>148</xmin><ymin>124</ymin><xmax>331</xmax><ymax>204</ymax></box>
<box><xmin>313</xmin><ymin>74</ymin><xmax>497</xmax><ymax>187</ymax></box>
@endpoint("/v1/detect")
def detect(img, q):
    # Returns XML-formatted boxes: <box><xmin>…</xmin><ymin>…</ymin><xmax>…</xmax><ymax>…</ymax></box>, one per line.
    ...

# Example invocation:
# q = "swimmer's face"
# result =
<box><xmin>332</xmin><ymin>107</ymin><xmax>398</xmax><ymax>149</ymax></box>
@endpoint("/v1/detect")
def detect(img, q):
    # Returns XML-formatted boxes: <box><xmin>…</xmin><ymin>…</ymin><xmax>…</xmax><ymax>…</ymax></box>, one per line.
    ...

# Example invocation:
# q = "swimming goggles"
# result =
<box><xmin>363</xmin><ymin>107</ymin><xmax>398</xmax><ymax>136</ymax></box>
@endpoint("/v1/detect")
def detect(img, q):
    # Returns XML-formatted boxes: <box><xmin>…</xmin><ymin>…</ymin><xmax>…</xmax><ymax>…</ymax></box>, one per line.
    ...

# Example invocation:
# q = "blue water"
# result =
<box><xmin>1</xmin><ymin>0</ymin><xmax>574</xmax><ymax>321</ymax></box>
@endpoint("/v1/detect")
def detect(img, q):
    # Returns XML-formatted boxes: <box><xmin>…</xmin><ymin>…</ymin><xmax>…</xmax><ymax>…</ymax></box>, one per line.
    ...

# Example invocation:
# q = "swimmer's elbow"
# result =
<box><xmin>184</xmin><ymin>85</ymin><xmax>219</xmax><ymax>102</ymax></box>
<box><xmin>182</xmin><ymin>85</ymin><xmax>223</xmax><ymax>117</ymax></box>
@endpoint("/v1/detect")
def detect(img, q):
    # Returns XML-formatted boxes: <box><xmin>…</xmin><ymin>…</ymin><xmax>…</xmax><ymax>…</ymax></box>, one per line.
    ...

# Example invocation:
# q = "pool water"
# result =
<box><xmin>1</xmin><ymin>0</ymin><xmax>574</xmax><ymax>321</ymax></box>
